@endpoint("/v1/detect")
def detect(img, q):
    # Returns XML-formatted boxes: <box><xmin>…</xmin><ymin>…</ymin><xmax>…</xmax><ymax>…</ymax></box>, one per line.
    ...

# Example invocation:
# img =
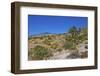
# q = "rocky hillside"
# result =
<box><xmin>28</xmin><ymin>26</ymin><xmax>88</xmax><ymax>60</ymax></box>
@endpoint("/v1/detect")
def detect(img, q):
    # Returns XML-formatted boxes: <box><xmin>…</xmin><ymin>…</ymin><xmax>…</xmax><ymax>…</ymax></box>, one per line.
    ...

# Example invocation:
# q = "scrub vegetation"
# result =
<box><xmin>28</xmin><ymin>26</ymin><xmax>88</xmax><ymax>60</ymax></box>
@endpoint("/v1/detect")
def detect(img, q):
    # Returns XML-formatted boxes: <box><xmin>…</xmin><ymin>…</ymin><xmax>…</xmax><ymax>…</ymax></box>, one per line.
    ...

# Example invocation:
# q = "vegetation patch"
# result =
<box><xmin>31</xmin><ymin>46</ymin><xmax>52</xmax><ymax>60</ymax></box>
<box><xmin>28</xmin><ymin>26</ymin><xmax>88</xmax><ymax>60</ymax></box>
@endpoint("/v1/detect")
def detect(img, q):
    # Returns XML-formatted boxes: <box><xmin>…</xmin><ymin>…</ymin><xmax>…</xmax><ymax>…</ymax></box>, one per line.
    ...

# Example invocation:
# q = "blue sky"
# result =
<box><xmin>28</xmin><ymin>15</ymin><xmax>88</xmax><ymax>36</ymax></box>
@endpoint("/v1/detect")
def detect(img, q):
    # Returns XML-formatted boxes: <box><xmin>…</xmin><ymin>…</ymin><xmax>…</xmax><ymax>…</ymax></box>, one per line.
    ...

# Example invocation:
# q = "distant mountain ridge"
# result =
<box><xmin>29</xmin><ymin>32</ymin><xmax>54</xmax><ymax>38</ymax></box>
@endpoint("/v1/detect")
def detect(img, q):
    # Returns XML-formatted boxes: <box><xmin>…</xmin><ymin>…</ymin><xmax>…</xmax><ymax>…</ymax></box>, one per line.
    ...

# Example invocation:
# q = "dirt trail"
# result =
<box><xmin>49</xmin><ymin>50</ymin><xmax>70</xmax><ymax>59</ymax></box>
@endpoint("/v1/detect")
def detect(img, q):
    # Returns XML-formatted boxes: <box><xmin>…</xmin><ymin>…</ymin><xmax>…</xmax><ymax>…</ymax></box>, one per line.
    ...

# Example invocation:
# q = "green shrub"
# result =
<box><xmin>63</xmin><ymin>41</ymin><xmax>76</xmax><ymax>50</ymax></box>
<box><xmin>33</xmin><ymin>46</ymin><xmax>52</xmax><ymax>60</ymax></box>
<box><xmin>65</xmin><ymin>35</ymin><xmax>79</xmax><ymax>45</ymax></box>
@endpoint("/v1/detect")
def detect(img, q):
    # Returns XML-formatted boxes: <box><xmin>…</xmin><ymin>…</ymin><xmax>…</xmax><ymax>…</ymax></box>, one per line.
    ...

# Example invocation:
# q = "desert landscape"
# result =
<box><xmin>28</xmin><ymin>26</ymin><xmax>88</xmax><ymax>60</ymax></box>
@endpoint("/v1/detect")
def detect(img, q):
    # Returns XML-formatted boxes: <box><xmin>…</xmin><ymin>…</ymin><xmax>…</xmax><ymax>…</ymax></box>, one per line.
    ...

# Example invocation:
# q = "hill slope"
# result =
<box><xmin>28</xmin><ymin>27</ymin><xmax>88</xmax><ymax>60</ymax></box>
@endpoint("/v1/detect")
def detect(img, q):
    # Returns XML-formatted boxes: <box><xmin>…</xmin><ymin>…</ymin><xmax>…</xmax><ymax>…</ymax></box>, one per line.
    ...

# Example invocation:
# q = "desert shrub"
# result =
<box><xmin>51</xmin><ymin>45</ymin><xmax>57</xmax><ymax>49</ymax></box>
<box><xmin>80</xmin><ymin>51</ymin><xmax>88</xmax><ymax>58</ymax></box>
<box><xmin>47</xmin><ymin>36</ymin><xmax>52</xmax><ymax>40</ymax></box>
<box><xmin>63</xmin><ymin>41</ymin><xmax>76</xmax><ymax>50</ymax></box>
<box><xmin>80</xmin><ymin>34</ymin><xmax>87</xmax><ymax>41</ymax></box>
<box><xmin>50</xmin><ymin>42</ymin><xmax>59</xmax><ymax>50</ymax></box>
<box><xmin>39</xmin><ymin>37</ymin><xmax>44</xmax><ymax>39</ymax></box>
<box><xmin>56</xmin><ymin>48</ymin><xmax>62</xmax><ymax>52</ymax></box>
<box><xmin>43</xmin><ymin>39</ymin><xmax>51</xmax><ymax>45</ymax></box>
<box><xmin>65</xmin><ymin>36</ymin><xmax>72</xmax><ymax>41</ymax></box>
<box><xmin>80</xmin><ymin>27</ymin><xmax>88</xmax><ymax>40</ymax></box>
<box><xmin>33</xmin><ymin>46</ymin><xmax>52</xmax><ymax>60</ymax></box>
<box><xmin>77</xmin><ymin>35</ymin><xmax>83</xmax><ymax>42</ymax></box>
<box><xmin>66</xmin><ymin>26</ymin><xmax>88</xmax><ymax>44</ymax></box>
<box><xmin>65</xmin><ymin>34</ymin><xmax>79</xmax><ymax>45</ymax></box>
